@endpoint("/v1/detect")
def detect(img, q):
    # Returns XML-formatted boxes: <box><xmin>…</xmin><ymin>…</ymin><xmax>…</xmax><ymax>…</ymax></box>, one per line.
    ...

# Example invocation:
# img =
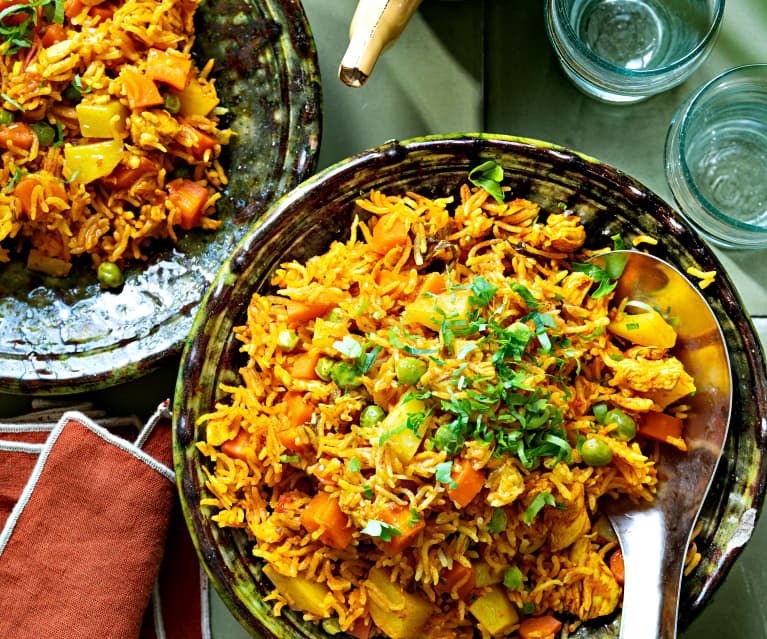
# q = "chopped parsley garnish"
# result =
<box><xmin>1</xmin><ymin>92</ymin><xmax>24</xmax><ymax>112</ymax></box>
<box><xmin>52</xmin><ymin>122</ymin><xmax>64</xmax><ymax>148</ymax></box>
<box><xmin>435</xmin><ymin>460</ymin><xmax>458</xmax><ymax>489</ymax></box>
<box><xmin>469</xmin><ymin>276</ymin><xmax>497</xmax><ymax>307</ymax></box>
<box><xmin>408</xmin><ymin>507</ymin><xmax>421</xmax><ymax>527</ymax></box>
<box><xmin>348</xmin><ymin>457</ymin><xmax>362</xmax><ymax>473</ymax></box>
<box><xmin>570</xmin><ymin>262</ymin><xmax>618</xmax><ymax>299</ymax></box>
<box><xmin>73</xmin><ymin>74</ymin><xmax>93</xmax><ymax>94</ymax></box>
<box><xmin>6</xmin><ymin>164</ymin><xmax>24</xmax><ymax>192</ymax></box>
<box><xmin>510</xmin><ymin>283</ymin><xmax>540</xmax><ymax>309</ymax></box>
<box><xmin>611</xmin><ymin>233</ymin><xmax>626</xmax><ymax>250</ymax></box>
<box><xmin>363</xmin><ymin>484</ymin><xmax>374</xmax><ymax>500</ymax></box>
<box><xmin>468</xmin><ymin>160</ymin><xmax>505</xmax><ymax>204</ymax></box>
<box><xmin>361</xmin><ymin>520</ymin><xmax>401</xmax><ymax>541</ymax></box>
<box><xmin>523</xmin><ymin>492</ymin><xmax>562</xmax><ymax>525</ymax></box>
<box><xmin>0</xmin><ymin>0</ymin><xmax>64</xmax><ymax>55</ymax></box>
<box><xmin>278</xmin><ymin>454</ymin><xmax>299</xmax><ymax>464</ymax></box>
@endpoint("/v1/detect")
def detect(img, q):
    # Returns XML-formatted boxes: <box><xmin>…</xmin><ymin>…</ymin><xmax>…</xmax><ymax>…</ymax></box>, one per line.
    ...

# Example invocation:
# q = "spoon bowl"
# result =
<box><xmin>597</xmin><ymin>251</ymin><xmax>733</xmax><ymax>639</ymax></box>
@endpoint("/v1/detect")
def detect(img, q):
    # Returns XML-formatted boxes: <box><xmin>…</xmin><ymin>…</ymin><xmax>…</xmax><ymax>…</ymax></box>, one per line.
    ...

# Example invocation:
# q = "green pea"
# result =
<box><xmin>606</xmin><ymin>408</ymin><xmax>636</xmax><ymax>441</ymax></box>
<box><xmin>360</xmin><ymin>404</ymin><xmax>385</xmax><ymax>428</ymax></box>
<box><xmin>487</xmin><ymin>507</ymin><xmax>507</xmax><ymax>534</ymax></box>
<box><xmin>315</xmin><ymin>356</ymin><xmax>335</xmax><ymax>381</ymax></box>
<box><xmin>276</xmin><ymin>329</ymin><xmax>299</xmax><ymax>351</ymax></box>
<box><xmin>320</xmin><ymin>618</ymin><xmax>341</xmax><ymax>635</ymax></box>
<box><xmin>30</xmin><ymin>121</ymin><xmax>55</xmax><ymax>146</ymax></box>
<box><xmin>592</xmin><ymin>402</ymin><xmax>608</xmax><ymax>424</ymax></box>
<box><xmin>581</xmin><ymin>438</ymin><xmax>613</xmax><ymax>467</ymax></box>
<box><xmin>62</xmin><ymin>84</ymin><xmax>82</xmax><ymax>104</ymax></box>
<box><xmin>331</xmin><ymin>361</ymin><xmax>362</xmax><ymax>390</ymax></box>
<box><xmin>0</xmin><ymin>109</ymin><xmax>13</xmax><ymax>126</ymax></box>
<box><xmin>97</xmin><ymin>261</ymin><xmax>124</xmax><ymax>288</ymax></box>
<box><xmin>395</xmin><ymin>357</ymin><xmax>428</xmax><ymax>385</ymax></box>
<box><xmin>163</xmin><ymin>93</ymin><xmax>181</xmax><ymax>114</ymax></box>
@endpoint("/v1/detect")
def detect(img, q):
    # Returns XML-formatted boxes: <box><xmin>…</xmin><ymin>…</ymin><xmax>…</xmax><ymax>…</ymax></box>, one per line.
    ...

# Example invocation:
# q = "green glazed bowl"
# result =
<box><xmin>174</xmin><ymin>134</ymin><xmax>767</xmax><ymax>639</ymax></box>
<box><xmin>0</xmin><ymin>0</ymin><xmax>321</xmax><ymax>395</ymax></box>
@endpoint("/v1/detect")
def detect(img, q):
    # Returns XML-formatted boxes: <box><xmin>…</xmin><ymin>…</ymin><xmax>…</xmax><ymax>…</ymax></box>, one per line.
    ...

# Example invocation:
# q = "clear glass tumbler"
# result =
<box><xmin>545</xmin><ymin>0</ymin><xmax>725</xmax><ymax>104</ymax></box>
<box><xmin>665</xmin><ymin>64</ymin><xmax>767</xmax><ymax>249</ymax></box>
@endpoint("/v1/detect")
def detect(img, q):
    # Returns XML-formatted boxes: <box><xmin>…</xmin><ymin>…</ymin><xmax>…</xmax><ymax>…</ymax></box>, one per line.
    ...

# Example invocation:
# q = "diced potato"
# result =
<box><xmin>469</xmin><ymin>586</ymin><xmax>520</xmax><ymax>637</ymax></box>
<box><xmin>474</xmin><ymin>562</ymin><xmax>505</xmax><ymax>587</ymax></box>
<box><xmin>608</xmin><ymin>310</ymin><xmax>677</xmax><ymax>348</ymax></box>
<box><xmin>172</xmin><ymin>77</ymin><xmax>218</xmax><ymax>117</ymax></box>
<box><xmin>76</xmin><ymin>101</ymin><xmax>129</xmax><ymax>138</ymax></box>
<box><xmin>63</xmin><ymin>140</ymin><xmax>123</xmax><ymax>184</ymax></box>
<box><xmin>380</xmin><ymin>398</ymin><xmax>427</xmax><ymax>463</ymax></box>
<box><xmin>366</xmin><ymin>567</ymin><xmax>432</xmax><ymax>639</ymax></box>
<box><xmin>404</xmin><ymin>290</ymin><xmax>471</xmax><ymax>333</ymax></box>
<box><xmin>262</xmin><ymin>565</ymin><xmax>332</xmax><ymax>618</ymax></box>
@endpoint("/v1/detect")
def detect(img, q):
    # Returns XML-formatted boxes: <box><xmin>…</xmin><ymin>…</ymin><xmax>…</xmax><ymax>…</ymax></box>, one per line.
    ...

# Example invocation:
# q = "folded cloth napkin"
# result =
<box><xmin>0</xmin><ymin>402</ymin><xmax>211</xmax><ymax>639</ymax></box>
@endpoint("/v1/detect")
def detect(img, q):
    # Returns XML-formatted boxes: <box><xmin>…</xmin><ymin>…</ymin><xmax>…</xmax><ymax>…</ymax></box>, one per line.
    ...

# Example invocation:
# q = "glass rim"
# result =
<box><xmin>678</xmin><ymin>63</ymin><xmax>767</xmax><ymax>234</ymax></box>
<box><xmin>552</xmin><ymin>0</ymin><xmax>725</xmax><ymax>78</ymax></box>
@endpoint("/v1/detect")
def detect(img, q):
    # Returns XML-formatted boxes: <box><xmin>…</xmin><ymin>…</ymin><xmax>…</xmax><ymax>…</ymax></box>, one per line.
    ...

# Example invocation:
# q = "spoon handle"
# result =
<box><xmin>609</xmin><ymin>506</ymin><xmax>686</xmax><ymax>639</ymax></box>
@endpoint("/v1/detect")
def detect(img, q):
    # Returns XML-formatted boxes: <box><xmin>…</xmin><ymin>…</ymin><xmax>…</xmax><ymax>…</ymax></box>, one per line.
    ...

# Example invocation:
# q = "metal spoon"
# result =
<box><xmin>595</xmin><ymin>251</ymin><xmax>732</xmax><ymax>639</ymax></box>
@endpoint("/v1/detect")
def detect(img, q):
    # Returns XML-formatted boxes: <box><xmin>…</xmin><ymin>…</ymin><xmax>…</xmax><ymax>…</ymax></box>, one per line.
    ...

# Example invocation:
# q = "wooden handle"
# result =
<box><xmin>339</xmin><ymin>0</ymin><xmax>423</xmax><ymax>87</ymax></box>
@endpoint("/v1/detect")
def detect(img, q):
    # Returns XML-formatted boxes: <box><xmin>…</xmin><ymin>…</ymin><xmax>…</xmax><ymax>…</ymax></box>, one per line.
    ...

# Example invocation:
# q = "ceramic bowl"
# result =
<box><xmin>0</xmin><ymin>0</ymin><xmax>321</xmax><ymax>395</ymax></box>
<box><xmin>173</xmin><ymin>134</ymin><xmax>767</xmax><ymax>638</ymax></box>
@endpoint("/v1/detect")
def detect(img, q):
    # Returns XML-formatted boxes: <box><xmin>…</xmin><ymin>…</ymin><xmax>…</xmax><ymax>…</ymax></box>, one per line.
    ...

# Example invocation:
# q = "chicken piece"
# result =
<box><xmin>485</xmin><ymin>458</ymin><xmax>525</xmax><ymax>507</ymax></box>
<box><xmin>560</xmin><ymin>538</ymin><xmax>621</xmax><ymax>620</ymax></box>
<box><xmin>560</xmin><ymin>271</ymin><xmax>594</xmax><ymax>307</ymax></box>
<box><xmin>610</xmin><ymin>356</ymin><xmax>684</xmax><ymax>393</ymax></box>
<box><xmin>643</xmin><ymin>368</ymin><xmax>696</xmax><ymax>409</ymax></box>
<box><xmin>545</xmin><ymin>483</ymin><xmax>590</xmax><ymax>552</ymax></box>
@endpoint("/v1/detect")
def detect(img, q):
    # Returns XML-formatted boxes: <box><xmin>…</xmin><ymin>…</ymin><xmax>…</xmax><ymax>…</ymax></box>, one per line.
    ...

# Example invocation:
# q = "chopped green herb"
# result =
<box><xmin>6</xmin><ymin>164</ymin><xmax>24</xmax><ymax>192</ymax></box>
<box><xmin>592</xmin><ymin>403</ymin><xmax>608</xmax><ymax>424</ymax></box>
<box><xmin>523</xmin><ymin>492</ymin><xmax>558</xmax><ymax>525</ymax></box>
<box><xmin>52</xmin><ymin>121</ymin><xmax>64</xmax><ymax>148</ymax></box>
<box><xmin>468</xmin><ymin>160</ymin><xmax>505</xmax><ymax>204</ymax></box>
<box><xmin>279</xmin><ymin>454</ymin><xmax>299</xmax><ymax>464</ymax></box>
<box><xmin>522</xmin><ymin>602</ymin><xmax>535</xmax><ymax>615</ymax></box>
<box><xmin>469</xmin><ymin>275</ymin><xmax>497</xmax><ymax>307</ymax></box>
<box><xmin>408</xmin><ymin>507</ymin><xmax>422</xmax><ymax>527</ymax></box>
<box><xmin>348</xmin><ymin>457</ymin><xmax>362</xmax><ymax>473</ymax></box>
<box><xmin>503</xmin><ymin>566</ymin><xmax>524</xmax><ymax>591</ymax></box>
<box><xmin>557</xmin><ymin>202</ymin><xmax>568</xmax><ymax>210</ymax></box>
<box><xmin>363</xmin><ymin>484</ymin><xmax>374</xmax><ymax>500</ymax></box>
<box><xmin>66</xmin><ymin>167</ymin><xmax>82</xmax><ymax>183</ymax></box>
<box><xmin>611</xmin><ymin>233</ymin><xmax>626</xmax><ymax>251</ymax></box>
<box><xmin>73</xmin><ymin>74</ymin><xmax>93</xmax><ymax>94</ymax></box>
<box><xmin>610</xmin><ymin>353</ymin><xmax>623</xmax><ymax>361</ymax></box>
<box><xmin>435</xmin><ymin>460</ymin><xmax>458</xmax><ymax>489</ymax></box>
<box><xmin>625</xmin><ymin>322</ymin><xmax>640</xmax><ymax>330</ymax></box>
<box><xmin>360</xmin><ymin>520</ymin><xmax>401</xmax><ymax>541</ymax></box>
<box><xmin>570</xmin><ymin>262</ymin><xmax>618</xmax><ymax>299</ymax></box>
<box><xmin>1</xmin><ymin>93</ymin><xmax>24</xmax><ymax>112</ymax></box>
<box><xmin>510</xmin><ymin>283</ymin><xmax>540</xmax><ymax>309</ymax></box>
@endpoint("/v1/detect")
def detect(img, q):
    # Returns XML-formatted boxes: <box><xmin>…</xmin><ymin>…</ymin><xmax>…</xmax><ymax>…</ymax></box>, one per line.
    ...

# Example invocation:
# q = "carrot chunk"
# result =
<box><xmin>301</xmin><ymin>492</ymin><xmax>354</xmax><ymax>550</ymax></box>
<box><xmin>176</xmin><ymin>119</ymin><xmax>219</xmax><ymax>160</ymax></box>
<box><xmin>437</xmin><ymin>562</ymin><xmax>476</xmax><ymax>599</ymax></box>
<box><xmin>119</xmin><ymin>68</ymin><xmax>163</xmax><ymax>109</ymax></box>
<box><xmin>41</xmin><ymin>23</ymin><xmax>67</xmax><ymax>47</ymax></box>
<box><xmin>104</xmin><ymin>156</ymin><xmax>156</xmax><ymax>191</ymax></box>
<box><xmin>638</xmin><ymin>412</ymin><xmax>687</xmax><ymax>451</ymax></box>
<box><xmin>147</xmin><ymin>48</ymin><xmax>192</xmax><ymax>90</ymax></box>
<box><xmin>221</xmin><ymin>428</ymin><xmax>250</xmax><ymax>461</ymax></box>
<box><xmin>284</xmin><ymin>391</ymin><xmax>314</xmax><ymax>428</ymax></box>
<box><xmin>371</xmin><ymin>212</ymin><xmax>409</xmax><ymax>254</ymax></box>
<box><xmin>380</xmin><ymin>504</ymin><xmax>424</xmax><ymax>554</ymax></box>
<box><xmin>64</xmin><ymin>0</ymin><xmax>83</xmax><ymax>18</ymax></box>
<box><xmin>519</xmin><ymin>615</ymin><xmax>563</xmax><ymax>639</ymax></box>
<box><xmin>447</xmin><ymin>459</ymin><xmax>485</xmax><ymax>508</ymax></box>
<box><xmin>348</xmin><ymin>617</ymin><xmax>371</xmax><ymax>639</ymax></box>
<box><xmin>289</xmin><ymin>351</ymin><xmax>321</xmax><ymax>380</ymax></box>
<box><xmin>420</xmin><ymin>272</ymin><xmax>446</xmax><ymax>296</ymax></box>
<box><xmin>285</xmin><ymin>300</ymin><xmax>331</xmax><ymax>325</ymax></box>
<box><xmin>14</xmin><ymin>175</ymin><xmax>66</xmax><ymax>218</ymax></box>
<box><xmin>609</xmin><ymin>548</ymin><xmax>625</xmax><ymax>585</ymax></box>
<box><xmin>0</xmin><ymin>122</ymin><xmax>34</xmax><ymax>150</ymax></box>
<box><xmin>167</xmin><ymin>178</ymin><xmax>208</xmax><ymax>230</ymax></box>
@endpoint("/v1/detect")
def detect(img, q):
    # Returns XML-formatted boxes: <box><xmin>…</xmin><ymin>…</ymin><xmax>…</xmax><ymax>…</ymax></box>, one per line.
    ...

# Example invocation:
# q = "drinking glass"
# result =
<box><xmin>665</xmin><ymin>65</ymin><xmax>767</xmax><ymax>249</ymax></box>
<box><xmin>545</xmin><ymin>0</ymin><xmax>725</xmax><ymax>103</ymax></box>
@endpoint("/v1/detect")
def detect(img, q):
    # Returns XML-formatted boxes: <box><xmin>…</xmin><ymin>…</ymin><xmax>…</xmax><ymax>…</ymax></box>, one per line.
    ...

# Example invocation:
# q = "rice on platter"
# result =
<box><xmin>0</xmin><ymin>0</ymin><xmax>229</xmax><ymax>281</ymax></box>
<box><xmin>198</xmin><ymin>164</ymin><xmax>696</xmax><ymax>639</ymax></box>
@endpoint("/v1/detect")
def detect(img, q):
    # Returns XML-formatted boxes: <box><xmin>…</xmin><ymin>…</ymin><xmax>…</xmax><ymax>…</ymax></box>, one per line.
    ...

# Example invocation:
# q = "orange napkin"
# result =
<box><xmin>0</xmin><ymin>402</ymin><xmax>210</xmax><ymax>639</ymax></box>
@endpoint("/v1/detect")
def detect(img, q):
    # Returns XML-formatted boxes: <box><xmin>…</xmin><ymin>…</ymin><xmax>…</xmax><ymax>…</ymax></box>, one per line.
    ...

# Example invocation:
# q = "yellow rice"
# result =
<box><xmin>198</xmin><ymin>182</ymin><xmax>696</xmax><ymax>639</ymax></box>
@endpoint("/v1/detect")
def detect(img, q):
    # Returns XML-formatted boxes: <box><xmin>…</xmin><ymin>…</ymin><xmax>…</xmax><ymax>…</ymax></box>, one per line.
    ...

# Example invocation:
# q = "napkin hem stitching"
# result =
<box><xmin>0</xmin><ymin>441</ymin><xmax>44</xmax><ymax>454</ymax></box>
<box><xmin>0</xmin><ymin>410</ymin><xmax>173</xmax><ymax>559</ymax></box>
<box><xmin>0</xmin><ymin>423</ymin><xmax>55</xmax><ymax>433</ymax></box>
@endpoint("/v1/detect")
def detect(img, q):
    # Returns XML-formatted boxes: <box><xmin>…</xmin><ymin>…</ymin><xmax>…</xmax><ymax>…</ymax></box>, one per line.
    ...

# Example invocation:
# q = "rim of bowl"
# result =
<box><xmin>173</xmin><ymin>133</ymin><xmax>767</xmax><ymax>637</ymax></box>
<box><xmin>551</xmin><ymin>0</ymin><xmax>725</xmax><ymax>78</ymax></box>
<box><xmin>678</xmin><ymin>63</ymin><xmax>767</xmax><ymax>234</ymax></box>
